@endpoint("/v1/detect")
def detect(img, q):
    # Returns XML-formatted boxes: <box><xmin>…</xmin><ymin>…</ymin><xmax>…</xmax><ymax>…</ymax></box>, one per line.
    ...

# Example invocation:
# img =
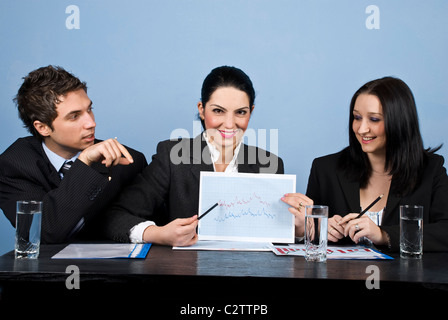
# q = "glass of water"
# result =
<box><xmin>15</xmin><ymin>201</ymin><xmax>42</xmax><ymax>259</ymax></box>
<box><xmin>304</xmin><ymin>205</ymin><xmax>328</xmax><ymax>262</ymax></box>
<box><xmin>400</xmin><ymin>205</ymin><xmax>423</xmax><ymax>259</ymax></box>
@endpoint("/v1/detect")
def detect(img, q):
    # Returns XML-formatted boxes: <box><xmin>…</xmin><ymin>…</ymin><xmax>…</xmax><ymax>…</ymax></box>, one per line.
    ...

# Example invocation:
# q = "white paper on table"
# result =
<box><xmin>173</xmin><ymin>240</ymin><xmax>272</xmax><ymax>251</ymax></box>
<box><xmin>198</xmin><ymin>172</ymin><xmax>296</xmax><ymax>243</ymax></box>
<box><xmin>51</xmin><ymin>243</ymin><xmax>152</xmax><ymax>259</ymax></box>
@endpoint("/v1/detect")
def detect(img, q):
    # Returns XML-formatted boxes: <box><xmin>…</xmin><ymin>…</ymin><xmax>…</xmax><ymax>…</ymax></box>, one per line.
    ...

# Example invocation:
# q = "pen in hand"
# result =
<box><xmin>356</xmin><ymin>194</ymin><xmax>384</xmax><ymax>218</ymax></box>
<box><xmin>338</xmin><ymin>194</ymin><xmax>384</xmax><ymax>229</ymax></box>
<box><xmin>198</xmin><ymin>202</ymin><xmax>219</xmax><ymax>220</ymax></box>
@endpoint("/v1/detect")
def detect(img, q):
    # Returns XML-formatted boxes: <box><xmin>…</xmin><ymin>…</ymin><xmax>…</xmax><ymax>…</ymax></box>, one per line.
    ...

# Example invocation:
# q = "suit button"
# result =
<box><xmin>88</xmin><ymin>186</ymin><xmax>102</xmax><ymax>200</ymax></box>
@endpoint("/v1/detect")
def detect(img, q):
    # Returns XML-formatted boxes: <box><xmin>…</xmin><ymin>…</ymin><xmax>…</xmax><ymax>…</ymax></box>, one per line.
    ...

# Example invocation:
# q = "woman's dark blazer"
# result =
<box><xmin>104</xmin><ymin>134</ymin><xmax>284</xmax><ymax>242</ymax></box>
<box><xmin>306</xmin><ymin>148</ymin><xmax>448</xmax><ymax>252</ymax></box>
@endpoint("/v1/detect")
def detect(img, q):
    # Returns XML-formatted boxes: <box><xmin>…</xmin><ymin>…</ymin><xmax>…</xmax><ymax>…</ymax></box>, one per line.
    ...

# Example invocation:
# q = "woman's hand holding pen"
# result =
<box><xmin>143</xmin><ymin>216</ymin><xmax>198</xmax><ymax>247</ymax></box>
<box><xmin>329</xmin><ymin>214</ymin><xmax>388</xmax><ymax>245</ymax></box>
<box><xmin>281</xmin><ymin>193</ymin><xmax>314</xmax><ymax>237</ymax></box>
<box><xmin>327</xmin><ymin>215</ymin><xmax>345</xmax><ymax>242</ymax></box>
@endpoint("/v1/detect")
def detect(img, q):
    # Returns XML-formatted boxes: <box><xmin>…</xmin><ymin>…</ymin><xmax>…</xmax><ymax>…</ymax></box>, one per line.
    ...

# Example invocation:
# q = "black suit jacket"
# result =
<box><xmin>104</xmin><ymin>134</ymin><xmax>285</xmax><ymax>242</ymax></box>
<box><xmin>306</xmin><ymin>148</ymin><xmax>448</xmax><ymax>252</ymax></box>
<box><xmin>0</xmin><ymin>136</ymin><xmax>147</xmax><ymax>243</ymax></box>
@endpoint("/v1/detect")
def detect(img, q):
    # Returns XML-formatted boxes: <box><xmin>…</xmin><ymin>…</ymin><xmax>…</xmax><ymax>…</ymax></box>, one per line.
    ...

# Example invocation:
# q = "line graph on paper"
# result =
<box><xmin>214</xmin><ymin>193</ymin><xmax>275</xmax><ymax>222</ymax></box>
<box><xmin>198</xmin><ymin>172</ymin><xmax>296</xmax><ymax>243</ymax></box>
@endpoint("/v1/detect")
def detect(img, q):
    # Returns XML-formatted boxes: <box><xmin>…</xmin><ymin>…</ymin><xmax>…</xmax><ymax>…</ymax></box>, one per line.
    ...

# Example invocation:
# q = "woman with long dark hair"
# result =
<box><xmin>306</xmin><ymin>77</ymin><xmax>448</xmax><ymax>251</ymax></box>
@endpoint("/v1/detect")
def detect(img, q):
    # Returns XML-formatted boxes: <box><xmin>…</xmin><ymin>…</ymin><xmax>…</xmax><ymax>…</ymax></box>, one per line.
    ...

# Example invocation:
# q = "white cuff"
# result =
<box><xmin>129</xmin><ymin>221</ymin><xmax>156</xmax><ymax>243</ymax></box>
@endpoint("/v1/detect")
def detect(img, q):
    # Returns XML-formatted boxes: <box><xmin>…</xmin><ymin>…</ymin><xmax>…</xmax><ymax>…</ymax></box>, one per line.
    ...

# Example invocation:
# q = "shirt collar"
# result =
<box><xmin>42</xmin><ymin>142</ymin><xmax>80</xmax><ymax>172</ymax></box>
<box><xmin>203</xmin><ymin>132</ymin><xmax>242</xmax><ymax>173</ymax></box>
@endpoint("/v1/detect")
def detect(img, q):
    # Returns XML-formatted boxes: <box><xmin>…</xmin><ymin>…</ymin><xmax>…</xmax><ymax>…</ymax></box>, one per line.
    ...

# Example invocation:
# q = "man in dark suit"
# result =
<box><xmin>0</xmin><ymin>66</ymin><xmax>147</xmax><ymax>243</ymax></box>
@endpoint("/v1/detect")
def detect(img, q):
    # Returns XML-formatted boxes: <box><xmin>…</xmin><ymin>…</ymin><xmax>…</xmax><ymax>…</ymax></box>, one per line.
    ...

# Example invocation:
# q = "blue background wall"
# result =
<box><xmin>1</xmin><ymin>1</ymin><xmax>447</xmax><ymax>255</ymax></box>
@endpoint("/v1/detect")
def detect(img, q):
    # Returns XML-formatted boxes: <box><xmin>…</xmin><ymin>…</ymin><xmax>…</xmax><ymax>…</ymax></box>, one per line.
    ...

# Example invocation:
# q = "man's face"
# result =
<box><xmin>37</xmin><ymin>89</ymin><xmax>96</xmax><ymax>159</ymax></box>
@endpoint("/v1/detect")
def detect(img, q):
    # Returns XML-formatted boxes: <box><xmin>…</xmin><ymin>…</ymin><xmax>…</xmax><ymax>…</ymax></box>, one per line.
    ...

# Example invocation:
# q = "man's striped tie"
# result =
<box><xmin>59</xmin><ymin>160</ymin><xmax>73</xmax><ymax>179</ymax></box>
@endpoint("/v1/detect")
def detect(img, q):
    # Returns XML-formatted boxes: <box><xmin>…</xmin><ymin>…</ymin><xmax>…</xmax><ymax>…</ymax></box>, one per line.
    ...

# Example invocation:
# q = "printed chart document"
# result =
<box><xmin>198</xmin><ymin>172</ymin><xmax>296</xmax><ymax>243</ymax></box>
<box><xmin>52</xmin><ymin>243</ymin><xmax>152</xmax><ymax>259</ymax></box>
<box><xmin>270</xmin><ymin>244</ymin><xmax>393</xmax><ymax>260</ymax></box>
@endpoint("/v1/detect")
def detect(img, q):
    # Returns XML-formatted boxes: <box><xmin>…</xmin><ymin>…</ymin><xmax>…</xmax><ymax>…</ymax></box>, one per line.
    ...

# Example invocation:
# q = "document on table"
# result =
<box><xmin>51</xmin><ymin>243</ymin><xmax>152</xmax><ymax>259</ymax></box>
<box><xmin>173</xmin><ymin>240</ymin><xmax>272</xmax><ymax>251</ymax></box>
<box><xmin>270</xmin><ymin>244</ymin><xmax>393</xmax><ymax>260</ymax></box>
<box><xmin>198</xmin><ymin>172</ymin><xmax>296</xmax><ymax>243</ymax></box>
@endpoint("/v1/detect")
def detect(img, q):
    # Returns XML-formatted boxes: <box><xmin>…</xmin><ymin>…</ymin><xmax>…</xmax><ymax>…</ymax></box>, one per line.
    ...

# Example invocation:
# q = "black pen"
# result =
<box><xmin>356</xmin><ymin>194</ymin><xmax>384</xmax><ymax>218</ymax></box>
<box><xmin>198</xmin><ymin>202</ymin><xmax>219</xmax><ymax>220</ymax></box>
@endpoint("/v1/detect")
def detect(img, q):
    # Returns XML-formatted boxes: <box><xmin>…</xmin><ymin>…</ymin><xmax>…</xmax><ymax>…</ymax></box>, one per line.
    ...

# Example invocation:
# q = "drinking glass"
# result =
<box><xmin>304</xmin><ymin>205</ymin><xmax>328</xmax><ymax>262</ymax></box>
<box><xmin>15</xmin><ymin>201</ymin><xmax>42</xmax><ymax>259</ymax></box>
<box><xmin>400</xmin><ymin>205</ymin><xmax>423</xmax><ymax>259</ymax></box>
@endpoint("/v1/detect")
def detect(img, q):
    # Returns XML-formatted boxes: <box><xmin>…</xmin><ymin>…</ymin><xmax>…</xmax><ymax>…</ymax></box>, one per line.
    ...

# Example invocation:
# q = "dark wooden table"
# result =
<box><xmin>1</xmin><ymin>244</ymin><xmax>447</xmax><ymax>316</ymax></box>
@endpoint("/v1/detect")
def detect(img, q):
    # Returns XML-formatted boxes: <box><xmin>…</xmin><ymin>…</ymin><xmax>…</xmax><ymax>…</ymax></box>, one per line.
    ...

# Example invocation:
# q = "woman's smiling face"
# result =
<box><xmin>352</xmin><ymin>93</ymin><xmax>387</xmax><ymax>157</ymax></box>
<box><xmin>198</xmin><ymin>86</ymin><xmax>253</xmax><ymax>151</ymax></box>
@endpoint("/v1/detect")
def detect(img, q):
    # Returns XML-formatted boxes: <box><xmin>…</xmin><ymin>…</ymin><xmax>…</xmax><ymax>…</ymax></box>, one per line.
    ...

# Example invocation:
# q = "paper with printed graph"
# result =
<box><xmin>198</xmin><ymin>172</ymin><xmax>296</xmax><ymax>243</ymax></box>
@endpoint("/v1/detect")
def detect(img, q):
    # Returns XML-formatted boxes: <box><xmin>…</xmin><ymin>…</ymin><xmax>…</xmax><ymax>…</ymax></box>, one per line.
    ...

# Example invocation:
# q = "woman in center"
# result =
<box><xmin>104</xmin><ymin>66</ymin><xmax>310</xmax><ymax>246</ymax></box>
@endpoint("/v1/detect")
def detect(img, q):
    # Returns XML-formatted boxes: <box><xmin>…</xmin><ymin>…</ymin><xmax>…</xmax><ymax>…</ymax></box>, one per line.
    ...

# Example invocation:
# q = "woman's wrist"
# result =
<box><xmin>377</xmin><ymin>229</ymin><xmax>391</xmax><ymax>248</ymax></box>
<box><xmin>143</xmin><ymin>225</ymin><xmax>160</xmax><ymax>243</ymax></box>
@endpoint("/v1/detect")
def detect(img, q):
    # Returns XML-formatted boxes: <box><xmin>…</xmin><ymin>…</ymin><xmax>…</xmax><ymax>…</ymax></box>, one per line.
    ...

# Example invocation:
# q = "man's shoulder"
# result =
<box><xmin>0</xmin><ymin>136</ymin><xmax>42</xmax><ymax>161</ymax></box>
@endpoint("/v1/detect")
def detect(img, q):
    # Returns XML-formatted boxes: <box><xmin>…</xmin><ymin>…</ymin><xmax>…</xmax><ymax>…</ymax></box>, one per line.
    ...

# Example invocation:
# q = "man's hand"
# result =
<box><xmin>78</xmin><ymin>138</ymin><xmax>134</xmax><ymax>167</ymax></box>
